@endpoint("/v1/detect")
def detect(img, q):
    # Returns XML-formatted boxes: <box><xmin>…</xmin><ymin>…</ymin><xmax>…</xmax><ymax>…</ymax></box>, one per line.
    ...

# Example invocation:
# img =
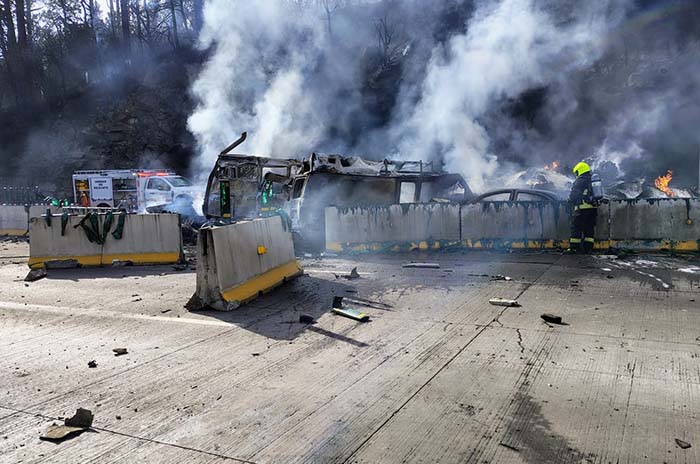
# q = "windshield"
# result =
<box><xmin>166</xmin><ymin>176</ymin><xmax>192</xmax><ymax>187</ymax></box>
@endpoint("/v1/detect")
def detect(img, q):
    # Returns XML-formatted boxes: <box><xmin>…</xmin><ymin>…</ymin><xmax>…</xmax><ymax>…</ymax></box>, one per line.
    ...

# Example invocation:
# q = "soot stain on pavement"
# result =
<box><xmin>502</xmin><ymin>393</ymin><xmax>596</xmax><ymax>464</ymax></box>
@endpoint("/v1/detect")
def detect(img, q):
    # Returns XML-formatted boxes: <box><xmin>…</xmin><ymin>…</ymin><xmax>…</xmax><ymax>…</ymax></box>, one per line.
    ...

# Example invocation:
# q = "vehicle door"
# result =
<box><xmin>144</xmin><ymin>177</ymin><xmax>173</xmax><ymax>206</ymax></box>
<box><xmin>286</xmin><ymin>178</ymin><xmax>306</xmax><ymax>228</ymax></box>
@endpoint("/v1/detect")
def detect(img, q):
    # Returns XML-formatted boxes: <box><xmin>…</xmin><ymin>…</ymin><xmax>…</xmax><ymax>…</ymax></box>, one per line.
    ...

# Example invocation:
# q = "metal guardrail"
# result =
<box><xmin>0</xmin><ymin>186</ymin><xmax>46</xmax><ymax>205</ymax></box>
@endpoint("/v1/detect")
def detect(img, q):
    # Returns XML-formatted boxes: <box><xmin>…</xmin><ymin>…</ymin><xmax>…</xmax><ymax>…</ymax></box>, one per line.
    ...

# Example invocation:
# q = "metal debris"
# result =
<box><xmin>331</xmin><ymin>296</ymin><xmax>370</xmax><ymax>322</ymax></box>
<box><xmin>402</xmin><ymin>263</ymin><xmax>441</xmax><ymax>269</ymax></box>
<box><xmin>335</xmin><ymin>267</ymin><xmax>360</xmax><ymax>280</ymax></box>
<box><xmin>87</xmin><ymin>360</ymin><xmax>97</xmax><ymax>368</ymax></box>
<box><xmin>24</xmin><ymin>268</ymin><xmax>47</xmax><ymax>282</ymax></box>
<box><xmin>112</xmin><ymin>348</ymin><xmax>128</xmax><ymax>356</ymax></box>
<box><xmin>489</xmin><ymin>298</ymin><xmax>521</xmax><ymax>307</ymax></box>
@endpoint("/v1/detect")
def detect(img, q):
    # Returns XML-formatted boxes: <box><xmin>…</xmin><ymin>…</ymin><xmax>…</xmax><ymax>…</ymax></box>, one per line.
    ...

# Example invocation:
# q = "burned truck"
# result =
<box><xmin>203</xmin><ymin>133</ymin><xmax>472</xmax><ymax>249</ymax></box>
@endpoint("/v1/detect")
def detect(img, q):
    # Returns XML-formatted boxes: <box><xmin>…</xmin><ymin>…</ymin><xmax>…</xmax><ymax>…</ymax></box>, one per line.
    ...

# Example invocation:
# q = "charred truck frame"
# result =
<box><xmin>203</xmin><ymin>132</ymin><xmax>472</xmax><ymax>248</ymax></box>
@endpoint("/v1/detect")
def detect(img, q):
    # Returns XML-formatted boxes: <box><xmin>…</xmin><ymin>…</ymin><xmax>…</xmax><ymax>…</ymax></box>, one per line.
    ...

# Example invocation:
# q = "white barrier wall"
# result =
<box><xmin>194</xmin><ymin>216</ymin><xmax>302</xmax><ymax>311</ymax></box>
<box><xmin>326</xmin><ymin>199</ymin><xmax>698</xmax><ymax>252</ymax></box>
<box><xmin>29</xmin><ymin>213</ymin><xmax>183</xmax><ymax>267</ymax></box>
<box><xmin>0</xmin><ymin>205</ymin><xmax>29</xmax><ymax>235</ymax></box>
<box><xmin>325</xmin><ymin>203</ymin><xmax>461</xmax><ymax>252</ymax></box>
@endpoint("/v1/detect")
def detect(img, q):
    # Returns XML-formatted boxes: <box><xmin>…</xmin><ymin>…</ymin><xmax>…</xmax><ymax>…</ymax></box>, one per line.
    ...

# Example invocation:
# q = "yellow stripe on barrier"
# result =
<box><xmin>28</xmin><ymin>252</ymin><xmax>182</xmax><ymax>268</ymax></box>
<box><xmin>221</xmin><ymin>260</ymin><xmax>303</xmax><ymax>305</ymax></box>
<box><xmin>0</xmin><ymin>229</ymin><xmax>28</xmax><ymax>236</ymax></box>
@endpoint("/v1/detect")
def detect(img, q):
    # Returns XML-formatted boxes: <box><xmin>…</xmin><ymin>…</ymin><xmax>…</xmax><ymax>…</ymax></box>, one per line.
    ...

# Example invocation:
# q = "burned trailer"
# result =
<box><xmin>203</xmin><ymin>133</ymin><xmax>473</xmax><ymax>250</ymax></box>
<box><xmin>203</xmin><ymin>132</ymin><xmax>303</xmax><ymax>220</ymax></box>
<box><xmin>284</xmin><ymin>154</ymin><xmax>473</xmax><ymax>249</ymax></box>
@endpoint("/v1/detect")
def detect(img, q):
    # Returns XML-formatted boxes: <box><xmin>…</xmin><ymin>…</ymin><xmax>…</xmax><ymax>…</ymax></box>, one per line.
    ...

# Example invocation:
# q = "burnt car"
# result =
<box><xmin>467</xmin><ymin>188</ymin><xmax>561</xmax><ymax>204</ymax></box>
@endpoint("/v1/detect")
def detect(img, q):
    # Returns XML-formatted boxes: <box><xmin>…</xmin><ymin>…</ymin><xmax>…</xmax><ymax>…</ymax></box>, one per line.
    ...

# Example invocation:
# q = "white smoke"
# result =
<box><xmin>391</xmin><ymin>0</ymin><xmax>629</xmax><ymax>192</ymax></box>
<box><xmin>188</xmin><ymin>0</ymin><xmax>632</xmax><ymax>190</ymax></box>
<box><xmin>187</xmin><ymin>0</ymin><xmax>326</xmax><ymax>176</ymax></box>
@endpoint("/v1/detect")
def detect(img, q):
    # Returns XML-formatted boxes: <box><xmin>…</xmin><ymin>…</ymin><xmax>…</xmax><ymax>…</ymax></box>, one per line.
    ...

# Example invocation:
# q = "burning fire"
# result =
<box><xmin>543</xmin><ymin>161</ymin><xmax>559</xmax><ymax>172</ymax></box>
<box><xmin>655</xmin><ymin>170</ymin><xmax>675</xmax><ymax>197</ymax></box>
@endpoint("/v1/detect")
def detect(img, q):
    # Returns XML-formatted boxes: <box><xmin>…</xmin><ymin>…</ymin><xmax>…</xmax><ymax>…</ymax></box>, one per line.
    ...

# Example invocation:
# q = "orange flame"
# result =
<box><xmin>543</xmin><ymin>161</ymin><xmax>559</xmax><ymax>172</ymax></box>
<box><xmin>655</xmin><ymin>170</ymin><xmax>675</xmax><ymax>197</ymax></box>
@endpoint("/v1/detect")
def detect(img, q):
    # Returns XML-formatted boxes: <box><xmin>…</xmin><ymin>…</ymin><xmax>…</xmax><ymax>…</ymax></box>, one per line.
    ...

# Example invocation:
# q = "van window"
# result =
<box><xmin>147</xmin><ymin>177</ymin><xmax>171</xmax><ymax>191</ymax></box>
<box><xmin>399</xmin><ymin>182</ymin><xmax>416</xmax><ymax>203</ymax></box>
<box><xmin>165</xmin><ymin>176</ymin><xmax>192</xmax><ymax>187</ymax></box>
<box><xmin>292</xmin><ymin>179</ymin><xmax>305</xmax><ymax>199</ymax></box>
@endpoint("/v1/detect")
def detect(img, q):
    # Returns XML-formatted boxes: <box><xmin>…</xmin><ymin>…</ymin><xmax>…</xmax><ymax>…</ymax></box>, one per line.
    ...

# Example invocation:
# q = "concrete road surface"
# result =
<box><xmin>1</xmin><ymin>239</ymin><xmax>699</xmax><ymax>463</ymax></box>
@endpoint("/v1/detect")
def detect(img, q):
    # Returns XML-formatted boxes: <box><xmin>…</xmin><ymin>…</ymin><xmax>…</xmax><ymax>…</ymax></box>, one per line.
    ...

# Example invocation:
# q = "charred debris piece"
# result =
<box><xmin>489</xmin><ymin>298</ymin><xmax>521</xmax><ymax>307</ymax></box>
<box><xmin>541</xmin><ymin>313</ymin><xmax>566</xmax><ymax>325</ymax></box>
<box><xmin>402</xmin><ymin>263</ymin><xmax>441</xmax><ymax>269</ymax></box>
<box><xmin>335</xmin><ymin>267</ymin><xmax>360</xmax><ymax>280</ymax></box>
<box><xmin>112</xmin><ymin>348</ymin><xmax>128</xmax><ymax>356</ymax></box>
<box><xmin>40</xmin><ymin>408</ymin><xmax>94</xmax><ymax>443</ymax></box>
<box><xmin>331</xmin><ymin>296</ymin><xmax>370</xmax><ymax>322</ymax></box>
<box><xmin>24</xmin><ymin>268</ymin><xmax>47</xmax><ymax>282</ymax></box>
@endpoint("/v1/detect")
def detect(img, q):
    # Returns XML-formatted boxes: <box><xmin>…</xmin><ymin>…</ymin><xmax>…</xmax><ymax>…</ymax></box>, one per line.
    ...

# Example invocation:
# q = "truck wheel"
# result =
<box><xmin>97</xmin><ymin>203</ymin><xmax>110</xmax><ymax>208</ymax></box>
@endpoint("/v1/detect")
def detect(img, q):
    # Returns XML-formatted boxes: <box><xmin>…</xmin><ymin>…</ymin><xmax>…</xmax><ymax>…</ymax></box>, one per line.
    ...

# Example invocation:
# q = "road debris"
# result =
<box><xmin>335</xmin><ymin>267</ymin><xmax>360</xmax><ymax>280</ymax></box>
<box><xmin>331</xmin><ymin>296</ymin><xmax>370</xmax><ymax>322</ymax></box>
<box><xmin>489</xmin><ymin>298</ymin><xmax>521</xmax><ymax>307</ymax></box>
<box><xmin>87</xmin><ymin>360</ymin><xmax>97</xmax><ymax>368</ymax></box>
<box><xmin>299</xmin><ymin>314</ymin><xmax>315</xmax><ymax>324</ymax></box>
<box><xmin>111</xmin><ymin>259</ymin><xmax>134</xmax><ymax>267</ymax></box>
<box><xmin>541</xmin><ymin>313</ymin><xmax>564</xmax><ymax>325</ymax></box>
<box><xmin>491</xmin><ymin>275</ymin><xmax>512</xmax><ymax>281</ymax></box>
<box><xmin>65</xmin><ymin>408</ymin><xmax>94</xmax><ymax>428</ymax></box>
<box><xmin>499</xmin><ymin>442</ymin><xmax>520</xmax><ymax>452</ymax></box>
<box><xmin>40</xmin><ymin>408</ymin><xmax>94</xmax><ymax>443</ymax></box>
<box><xmin>675</xmin><ymin>438</ymin><xmax>692</xmax><ymax>449</ymax></box>
<box><xmin>24</xmin><ymin>268</ymin><xmax>47</xmax><ymax>282</ymax></box>
<box><xmin>112</xmin><ymin>348</ymin><xmax>128</xmax><ymax>356</ymax></box>
<box><xmin>402</xmin><ymin>262</ymin><xmax>441</xmax><ymax>269</ymax></box>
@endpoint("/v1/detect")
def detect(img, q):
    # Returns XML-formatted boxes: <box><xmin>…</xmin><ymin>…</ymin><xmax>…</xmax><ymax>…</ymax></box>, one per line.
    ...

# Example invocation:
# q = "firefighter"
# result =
<box><xmin>568</xmin><ymin>161</ymin><xmax>597</xmax><ymax>253</ymax></box>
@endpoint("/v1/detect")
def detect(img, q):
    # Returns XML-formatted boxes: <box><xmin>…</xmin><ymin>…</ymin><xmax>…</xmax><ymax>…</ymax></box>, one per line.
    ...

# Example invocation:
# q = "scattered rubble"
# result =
<box><xmin>489</xmin><ymin>298</ymin><xmax>521</xmax><ymax>307</ymax></box>
<box><xmin>40</xmin><ymin>408</ymin><xmax>94</xmax><ymax>443</ymax></box>
<box><xmin>112</xmin><ymin>348</ymin><xmax>128</xmax><ymax>356</ymax></box>
<box><xmin>24</xmin><ymin>268</ymin><xmax>47</xmax><ymax>282</ymax></box>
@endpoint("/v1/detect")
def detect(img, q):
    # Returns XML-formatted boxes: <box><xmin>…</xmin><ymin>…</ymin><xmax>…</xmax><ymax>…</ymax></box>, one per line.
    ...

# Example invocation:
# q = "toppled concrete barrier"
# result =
<box><xmin>192</xmin><ymin>216</ymin><xmax>303</xmax><ymax>311</ymax></box>
<box><xmin>0</xmin><ymin>205</ymin><xmax>29</xmax><ymax>236</ymax></box>
<box><xmin>28</xmin><ymin>213</ymin><xmax>183</xmax><ymax>268</ymax></box>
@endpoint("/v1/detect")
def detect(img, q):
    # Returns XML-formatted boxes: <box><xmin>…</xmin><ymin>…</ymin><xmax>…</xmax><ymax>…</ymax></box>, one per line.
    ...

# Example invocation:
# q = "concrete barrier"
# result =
<box><xmin>325</xmin><ymin>203</ymin><xmax>461</xmax><ymax>253</ymax></box>
<box><xmin>0</xmin><ymin>205</ymin><xmax>29</xmax><ymax>236</ymax></box>
<box><xmin>326</xmin><ymin>199</ymin><xmax>699</xmax><ymax>253</ymax></box>
<box><xmin>28</xmin><ymin>213</ymin><xmax>183</xmax><ymax>268</ymax></box>
<box><xmin>608</xmin><ymin>199</ymin><xmax>700</xmax><ymax>252</ymax></box>
<box><xmin>193</xmin><ymin>216</ymin><xmax>303</xmax><ymax>311</ymax></box>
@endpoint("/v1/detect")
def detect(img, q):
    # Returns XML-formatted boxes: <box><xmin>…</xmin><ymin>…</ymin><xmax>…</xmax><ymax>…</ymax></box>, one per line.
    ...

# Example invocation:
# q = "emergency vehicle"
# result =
<box><xmin>72</xmin><ymin>170</ymin><xmax>196</xmax><ymax>212</ymax></box>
